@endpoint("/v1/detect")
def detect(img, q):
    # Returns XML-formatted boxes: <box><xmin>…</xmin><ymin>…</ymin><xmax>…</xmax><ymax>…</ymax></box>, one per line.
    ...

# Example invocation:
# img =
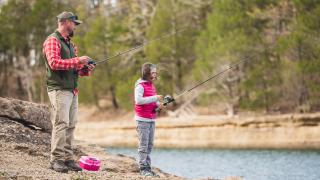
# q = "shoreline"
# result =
<box><xmin>0</xmin><ymin>117</ymin><xmax>182</xmax><ymax>180</ymax></box>
<box><xmin>0</xmin><ymin>97</ymin><xmax>243</xmax><ymax>180</ymax></box>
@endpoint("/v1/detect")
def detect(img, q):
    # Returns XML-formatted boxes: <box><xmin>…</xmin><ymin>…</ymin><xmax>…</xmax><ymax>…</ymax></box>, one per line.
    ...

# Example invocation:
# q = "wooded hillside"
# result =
<box><xmin>0</xmin><ymin>0</ymin><xmax>319</xmax><ymax>114</ymax></box>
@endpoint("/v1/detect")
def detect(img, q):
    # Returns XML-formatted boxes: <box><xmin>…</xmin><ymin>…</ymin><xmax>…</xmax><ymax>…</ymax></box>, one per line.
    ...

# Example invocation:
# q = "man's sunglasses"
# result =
<box><xmin>69</xmin><ymin>15</ymin><xmax>78</xmax><ymax>21</ymax></box>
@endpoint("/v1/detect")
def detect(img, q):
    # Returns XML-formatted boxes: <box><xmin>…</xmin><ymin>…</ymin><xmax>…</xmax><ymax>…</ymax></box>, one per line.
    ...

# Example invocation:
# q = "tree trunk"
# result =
<box><xmin>262</xmin><ymin>79</ymin><xmax>270</xmax><ymax>113</ymax></box>
<box><xmin>110</xmin><ymin>85</ymin><xmax>119</xmax><ymax>109</ymax></box>
<box><xmin>91</xmin><ymin>79</ymin><xmax>101</xmax><ymax>109</ymax></box>
<box><xmin>16</xmin><ymin>55</ymin><xmax>33</xmax><ymax>101</ymax></box>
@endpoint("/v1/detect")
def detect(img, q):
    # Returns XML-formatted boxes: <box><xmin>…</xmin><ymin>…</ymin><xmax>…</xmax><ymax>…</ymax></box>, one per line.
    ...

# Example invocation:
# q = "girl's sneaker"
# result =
<box><xmin>140</xmin><ymin>169</ymin><xmax>154</xmax><ymax>176</ymax></box>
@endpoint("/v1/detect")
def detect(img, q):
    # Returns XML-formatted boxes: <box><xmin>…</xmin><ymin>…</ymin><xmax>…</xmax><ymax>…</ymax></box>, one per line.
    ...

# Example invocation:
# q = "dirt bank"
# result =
<box><xmin>0</xmin><ymin>117</ymin><xmax>184</xmax><ymax>180</ymax></box>
<box><xmin>0</xmin><ymin>97</ymin><xmax>242</xmax><ymax>180</ymax></box>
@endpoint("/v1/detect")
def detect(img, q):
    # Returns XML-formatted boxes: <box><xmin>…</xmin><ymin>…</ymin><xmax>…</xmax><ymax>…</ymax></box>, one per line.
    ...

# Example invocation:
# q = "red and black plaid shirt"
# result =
<box><xmin>43</xmin><ymin>35</ymin><xmax>90</xmax><ymax>76</ymax></box>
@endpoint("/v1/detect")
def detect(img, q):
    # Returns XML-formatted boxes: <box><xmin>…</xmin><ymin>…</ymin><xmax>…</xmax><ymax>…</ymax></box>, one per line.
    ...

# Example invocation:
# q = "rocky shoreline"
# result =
<box><xmin>0</xmin><ymin>97</ymin><xmax>243</xmax><ymax>180</ymax></box>
<box><xmin>0</xmin><ymin>131</ymin><xmax>178</xmax><ymax>180</ymax></box>
<box><xmin>0</xmin><ymin>97</ymin><xmax>180</xmax><ymax>180</ymax></box>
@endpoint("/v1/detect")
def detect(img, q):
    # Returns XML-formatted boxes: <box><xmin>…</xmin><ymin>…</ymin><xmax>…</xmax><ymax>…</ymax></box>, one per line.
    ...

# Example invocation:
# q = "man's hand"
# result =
<box><xmin>79</xmin><ymin>56</ymin><xmax>90</xmax><ymax>65</ymax></box>
<box><xmin>87</xmin><ymin>64</ymin><xmax>95</xmax><ymax>71</ymax></box>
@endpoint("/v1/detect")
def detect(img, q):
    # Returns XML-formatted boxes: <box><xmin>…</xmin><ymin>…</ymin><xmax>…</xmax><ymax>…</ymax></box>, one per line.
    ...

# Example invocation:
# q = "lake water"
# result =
<box><xmin>106</xmin><ymin>147</ymin><xmax>320</xmax><ymax>180</ymax></box>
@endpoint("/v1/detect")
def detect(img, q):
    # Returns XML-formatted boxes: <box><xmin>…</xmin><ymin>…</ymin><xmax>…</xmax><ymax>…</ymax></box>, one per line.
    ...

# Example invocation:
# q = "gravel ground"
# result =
<box><xmin>0</xmin><ymin>117</ymin><xmax>242</xmax><ymax>180</ymax></box>
<box><xmin>0</xmin><ymin>117</ymin><xmax>183</xmax><ymax>180</ymax></box>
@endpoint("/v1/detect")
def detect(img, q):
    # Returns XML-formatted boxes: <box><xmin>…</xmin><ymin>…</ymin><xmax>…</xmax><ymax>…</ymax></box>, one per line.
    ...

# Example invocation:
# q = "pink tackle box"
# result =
<box><xmin>79</xmin><ymin>156</ymin><xmax>101</xmax><ymax>171</ymax></box>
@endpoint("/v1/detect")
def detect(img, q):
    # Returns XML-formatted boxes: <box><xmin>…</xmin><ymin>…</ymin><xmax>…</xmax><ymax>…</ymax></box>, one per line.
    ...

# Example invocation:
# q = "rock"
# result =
<box><xmin>0</xmin><ymin>97</ymin><xmax>51</xmax><ymax>132</ymax></box>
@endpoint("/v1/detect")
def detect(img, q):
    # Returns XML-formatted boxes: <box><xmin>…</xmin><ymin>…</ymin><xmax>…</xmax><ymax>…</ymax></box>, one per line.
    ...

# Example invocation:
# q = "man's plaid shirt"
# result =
<box><xmin>43</xmin><ymin>35</ymin><xmax>90</xmax><ymax>76</ymax></box>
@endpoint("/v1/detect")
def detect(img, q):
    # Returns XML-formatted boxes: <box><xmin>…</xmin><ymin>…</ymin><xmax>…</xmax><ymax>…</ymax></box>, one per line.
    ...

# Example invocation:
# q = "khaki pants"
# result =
<box><xmin>48</xmin><ymin>90</ymin><xmax>78</xmax><ymax>162</ymax></box>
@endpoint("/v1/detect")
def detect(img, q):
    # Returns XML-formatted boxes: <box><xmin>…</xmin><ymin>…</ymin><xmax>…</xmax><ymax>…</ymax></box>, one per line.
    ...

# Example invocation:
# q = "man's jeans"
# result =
<box><xmin>136</xmin><ymin>121</ymin><xmax>155</xmax><ymax>169</ymax></box>
<box><xmin>48</xmin><ymin>90</ymin><xmax>78</xmax><ymax>162</ymax></box>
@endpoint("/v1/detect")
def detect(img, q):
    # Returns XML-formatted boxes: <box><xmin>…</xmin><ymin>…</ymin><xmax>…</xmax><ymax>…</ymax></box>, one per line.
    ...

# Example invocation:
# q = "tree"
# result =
<box><xmin>0</xmin><ymin>0</ymin><xmax>67</xmax><ymax>102</ymax></box>
<box><xmin>74</xmin><ymin>0</ymin><xmax>157</xmax><ymax>110</ymax></box>
<box><xmin>278</xmin><ymin>0</ymin><xmax>320</xmax><ymax>112</ymax></box>
<box><xmin>145</xmin><ymin>0</ymin><xmax>208</xmax><ymax>103</ymax></box>
<box><xmin>193</xmin><ymin>0</ymin><xmax>280</xmax><ymax>114</ymax></box>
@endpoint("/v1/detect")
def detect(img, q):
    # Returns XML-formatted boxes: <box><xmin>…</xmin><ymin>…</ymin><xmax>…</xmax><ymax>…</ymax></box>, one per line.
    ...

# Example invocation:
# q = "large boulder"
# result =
<box><xmin>0</xmin><ymin>97</ymin><xmax>51</xmax><ymax>132</ymax></box>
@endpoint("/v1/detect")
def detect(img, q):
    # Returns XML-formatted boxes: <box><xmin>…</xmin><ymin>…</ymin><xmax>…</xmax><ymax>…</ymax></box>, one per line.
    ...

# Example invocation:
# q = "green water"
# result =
<box><xmin>106</xmin><ymin>147</ymin><xmax>320</xmax><ymax>180</ymax></box>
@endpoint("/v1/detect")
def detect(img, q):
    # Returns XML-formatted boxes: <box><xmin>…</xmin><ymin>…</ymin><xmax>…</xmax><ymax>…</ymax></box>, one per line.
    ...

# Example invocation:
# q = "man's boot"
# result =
<box><xmin>49</xmin><ymin>160</ymin><xmax>69</xmax><ymax>173</ymax></box>
<box><xmin>65</xmin><ymin>160</ymin><xmax>82</xmax><ymax>172</ymax></box>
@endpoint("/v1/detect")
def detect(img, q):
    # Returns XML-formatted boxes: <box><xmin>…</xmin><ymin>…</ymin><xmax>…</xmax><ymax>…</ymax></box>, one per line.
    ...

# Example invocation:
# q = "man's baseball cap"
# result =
<box><xmin>57</xmin><ymin>11</ymin><xmax>82</xmax><ymax>25</ymax></box>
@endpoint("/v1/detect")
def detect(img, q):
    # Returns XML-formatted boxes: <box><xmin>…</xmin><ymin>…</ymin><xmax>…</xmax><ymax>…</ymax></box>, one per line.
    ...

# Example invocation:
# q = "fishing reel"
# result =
<box><xmin>163</xmin><ymin>95</ymin><xmax>175</xmax><ymax>106</ymax></box>
<box><xmin>81</xmin><ymin>59</ymin><xmax>96</xmax><ymax>71</ymax></box>
<box><xmin>88</xmin><ymin>59</ymin><xmax>96</xmax><ymax>66</ymax></box>
<box><xmin>155</xmin><ymin>95</ymin><xmax>175</xmax><ymax>112</ymax></box>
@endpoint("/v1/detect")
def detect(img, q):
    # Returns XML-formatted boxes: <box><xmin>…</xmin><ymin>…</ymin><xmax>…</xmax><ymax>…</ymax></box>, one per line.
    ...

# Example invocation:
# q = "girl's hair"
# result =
<box><xmin>141</xmin><ymin>62</ymin><xmax>156</xmax><ymax>80</ymax></box>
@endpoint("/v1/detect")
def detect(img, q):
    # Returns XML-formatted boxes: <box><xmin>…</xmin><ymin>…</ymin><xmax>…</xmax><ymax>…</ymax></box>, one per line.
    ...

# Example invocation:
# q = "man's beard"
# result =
<box><xmin>68</xmin><ymin>30</ymin><xmax>74</xmax><ymax>38</ymax></box>
<box><xmin>67</xmin><ymin>27</ymin><xmax>74</xmax><ymax>38</ymax></box>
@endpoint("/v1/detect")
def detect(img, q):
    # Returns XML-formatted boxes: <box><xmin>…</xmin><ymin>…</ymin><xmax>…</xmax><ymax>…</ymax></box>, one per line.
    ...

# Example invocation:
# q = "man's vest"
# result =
<box><xmin>44</xmin><ymin>31</ymin><xmax>78</xmax><ymax>91</ymax></box>
<box><xmin>135</xmin><ymin>81</ymin><xmax>158</xmax><ymax>119</ymax></box>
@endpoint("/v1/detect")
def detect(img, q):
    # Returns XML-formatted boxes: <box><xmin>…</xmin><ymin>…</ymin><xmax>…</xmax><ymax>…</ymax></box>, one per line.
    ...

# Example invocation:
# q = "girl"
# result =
<box><xmin>134</xmin><ymin>62</ymin><xmax>163</xmax><ymax>176</ymax></box>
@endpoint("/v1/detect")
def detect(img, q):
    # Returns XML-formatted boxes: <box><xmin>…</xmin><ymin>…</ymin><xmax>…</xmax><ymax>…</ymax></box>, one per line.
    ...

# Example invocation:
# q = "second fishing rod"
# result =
<box><xmin>154</xmin><ymin>52</ymin><xmax>264</xmax><ymax>112</ymax></box>
<box><xmin>153</xmin><ymin>40</ymin><xmax>278</xmax><ymax>112</ymax></box>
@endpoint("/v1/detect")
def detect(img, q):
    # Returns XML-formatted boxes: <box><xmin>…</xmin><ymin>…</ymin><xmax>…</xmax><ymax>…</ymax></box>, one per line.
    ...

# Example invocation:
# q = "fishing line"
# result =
<box><xmin>94</xmin><ymin>27</ymin><xmax>189</xmax><ymax>65</ymax></box>
<box><xmin>156</xmin><ymin>44</ymin><xmax>278</xmax><ymax>111</ymax></box>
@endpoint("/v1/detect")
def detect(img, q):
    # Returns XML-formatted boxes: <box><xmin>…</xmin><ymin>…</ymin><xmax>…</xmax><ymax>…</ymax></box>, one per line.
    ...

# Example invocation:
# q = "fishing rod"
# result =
<box><xmin>83</xmin><ymin>27</ymin><xmax>189</xmax><ymax>68</ymax></box>
<box><xmin>155</xmin><ymin>54</ymin><xmax>258</xmax><ymax>112</ymax></box>
<box><xmin>83</xmin><ymin>6</ymin><xmax>205</xmax><ymax>68</ymax></box>
<box><xmin>98</xmin><ymin>28</ymin><xmax>187</xmax><ymax>65</ymax></box>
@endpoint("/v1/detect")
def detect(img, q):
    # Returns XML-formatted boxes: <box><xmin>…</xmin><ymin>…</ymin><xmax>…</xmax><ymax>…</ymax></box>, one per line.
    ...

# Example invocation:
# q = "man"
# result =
<box><xmin>42</xmin><ymin>11</ymin><xmax>95</xmax><ymax>173</ymax></box>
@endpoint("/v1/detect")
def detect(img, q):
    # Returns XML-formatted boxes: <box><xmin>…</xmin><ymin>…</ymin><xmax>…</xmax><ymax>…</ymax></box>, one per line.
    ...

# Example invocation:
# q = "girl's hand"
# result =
<box><xmin>156</xmin><ymin>95</ymin><xmax>163</xmax><ymax>101</ymax></box>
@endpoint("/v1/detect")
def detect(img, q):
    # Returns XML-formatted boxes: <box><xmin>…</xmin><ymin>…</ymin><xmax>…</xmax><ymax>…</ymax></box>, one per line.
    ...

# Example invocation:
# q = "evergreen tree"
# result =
<box><xmin>279</xmin><ymin>0</ymin><xmax>320</xmax><ymax>111</ymax></box>
<box><xmin>194</xmin><ymin>0</ymin><xmax>280</xmax><ymax>114</ymax></box>
<box><xmin>74</xmin><ymin>5</ymin><xmax>129</xmax><ymax>109</ymax></box>
<box><xmin>145</xmin><ymin>0</ymin><xmax>207</xmax><ymax>96</ymax></box>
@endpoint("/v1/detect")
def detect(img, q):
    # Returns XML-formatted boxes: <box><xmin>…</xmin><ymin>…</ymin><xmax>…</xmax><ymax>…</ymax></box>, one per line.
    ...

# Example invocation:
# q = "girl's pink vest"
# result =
<box><xmin>135</xmin><ymin>81</ymin><xmax>157</xmax><ymax>119</ymax></box>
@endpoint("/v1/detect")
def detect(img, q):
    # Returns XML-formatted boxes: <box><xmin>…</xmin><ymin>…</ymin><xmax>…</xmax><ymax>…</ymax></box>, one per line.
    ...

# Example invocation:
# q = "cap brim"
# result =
<box><xmin>73</xmin><ymin>20</ymin><xmax>82</xmax><ymax>25</ymax></box>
